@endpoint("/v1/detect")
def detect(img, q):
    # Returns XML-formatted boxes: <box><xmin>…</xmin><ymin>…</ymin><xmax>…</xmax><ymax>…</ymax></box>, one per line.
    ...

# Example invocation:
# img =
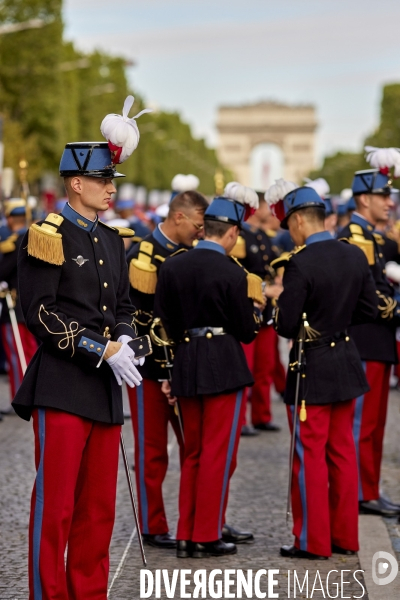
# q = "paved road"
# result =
<box><xmin>1</xmin><ymin>374</ymin><xmax>400</xmax><ymax>599</ymax></box>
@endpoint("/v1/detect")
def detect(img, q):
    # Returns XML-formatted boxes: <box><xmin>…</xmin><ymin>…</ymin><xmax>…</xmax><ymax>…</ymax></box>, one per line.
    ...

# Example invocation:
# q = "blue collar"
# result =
<box><xmin>153</xmin><ymin>224</ymin><xmax>179</xmax><ymax>252</ymax></box>
<box><xmin>305</xmin><ymin>231</ymin><xmax>333</xmax><ymax>245</ymax></box>
<box><xmin>61</xmin><ymin>203</ymin><xmax>98</xmax><ymax>232</ymax></box>
<box><xmin>194</xmin><ymin>239</ymin><xmax>226</xmax><ymax>255</ymax></box>
<box><xmin>350</xmin><ymin>212</ymin><xmax>375</xmax><ymax>232</ymax></box>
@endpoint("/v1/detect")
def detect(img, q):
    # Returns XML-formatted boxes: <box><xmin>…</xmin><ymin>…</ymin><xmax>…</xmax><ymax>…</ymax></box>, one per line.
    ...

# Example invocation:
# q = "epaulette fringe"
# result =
<box><xmin>230</xmin><ymin>256</ymin><xmax>264</xmax><ymax>303</ymax></box>
<box><xmin>129</xmin><ymin>240</ymin><xmax>157</xmax><ymax>294</ymax></box>
<box><xmin>27</xmin><ymin>213</ymin><xmax>65</xmax><ymax>265</ymax></box>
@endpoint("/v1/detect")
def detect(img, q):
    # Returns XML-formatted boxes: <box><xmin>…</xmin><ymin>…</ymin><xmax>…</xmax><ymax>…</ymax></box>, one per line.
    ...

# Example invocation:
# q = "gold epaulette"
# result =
<box><xmin>229</xmin><ymin>235</ymin><xmax>246</xmax><ymax>259</ymax></box>
<box><xmin>230</xmin><ymin>256</ymin><xmax>264</xmax><ymax>303</ymax></box>
<box><xmin>347</xmin><ymin>224</ymin><xmax>375</xmax><ymax>265</ymax></box>
<box><xmin>28</xmin><ymin>213</ymin><xmax>65</xmax><ymax>265</ymax></box>
<box><xmin>0</xmin><ymin>233</ymin><xmax>18</xmax><ymax>254</ymax></box>
<box><xmin>270</xmin><ymin>245</ymin><xmax>306</xmax><ymax>270</ymax></box>
<box><xmin>129</xmin><ymin>241</ymin><xmax>157</xmax><ymax>294</ymax></box>
<box><xmin>98</xmin><ymin>221</ymin><xmax>135</xmax><ymax>238</ymax></box>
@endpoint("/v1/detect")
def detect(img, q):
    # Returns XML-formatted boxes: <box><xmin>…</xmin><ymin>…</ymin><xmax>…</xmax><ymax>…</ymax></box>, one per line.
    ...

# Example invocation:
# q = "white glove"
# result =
<box><xmin>106</xmin><ymin>343</ymin><xmax>143</xmax><ymax>388</ymax></box>
<box><xmin>118</xmin><ymin>335</ymin><xmax>145</xmax><ymax>366</ymax></box>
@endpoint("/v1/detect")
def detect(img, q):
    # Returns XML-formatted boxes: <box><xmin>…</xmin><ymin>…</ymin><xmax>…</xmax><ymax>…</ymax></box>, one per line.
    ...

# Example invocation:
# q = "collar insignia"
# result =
<box><xmin>166</xmin><ymin>243</ymin><xmax>175</xmax><ymax>249</ymax></box>
<box><xmin>77</xmin><ymin>219</ymin><xmax>88</xmax><ymax>228</ymax></box>
<box><xmin>72</xmin><ymin>255</ymin><xmax>89</xmax><ymax>267</ymax></box>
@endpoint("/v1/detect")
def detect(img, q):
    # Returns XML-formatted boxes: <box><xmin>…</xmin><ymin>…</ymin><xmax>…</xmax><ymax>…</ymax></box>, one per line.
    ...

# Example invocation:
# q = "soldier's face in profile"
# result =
<box><xmin>176</xmin><ymin>208</ymin><xmax>205</xmax><ymax>246</ymax></box>
<box><xmin>367</xmin><ymin>194</ymin><xmax>394</xmax><ymax>224</ymax></box>
<box><xmin>80</xmin><ymin>177</ymin><xmax>117</xmax><ymax>213</ymax></box>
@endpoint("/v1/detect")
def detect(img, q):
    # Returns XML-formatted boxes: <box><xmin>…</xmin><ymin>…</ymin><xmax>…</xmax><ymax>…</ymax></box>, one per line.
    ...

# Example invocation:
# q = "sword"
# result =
<box><xmin>0</xmin><ymin>282</ymin><xmax>27</xmax><ymax>373</ymax></box>
<box><xmin>286</xmin><ymin>313</ymin><xmax>306</xmax><ymax>525</ymax></box>
<box><xmin>120</xmin><ymin>431</ymin><xmax>147</xmax><ymax>566</ymax></box>
<box><xmin>150</xmin><ymin>318</ymin><xmax>185</xmax><ymax>443</ymax></box>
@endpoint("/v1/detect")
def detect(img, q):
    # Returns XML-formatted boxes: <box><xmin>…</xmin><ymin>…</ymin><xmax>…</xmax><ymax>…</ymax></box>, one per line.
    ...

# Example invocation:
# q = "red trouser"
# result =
<box><xmin>129</xmin><ymin>378</ymin><xmax>184</xmax><ymax>535</ymax></box>
<box><xmin>177</xmin><ymin>390</ymin><xmax>243</xmax><ymax>543</ymax></box>
<box><xmin>29</xmin><ymin>408</ymin><xmax>120</xmax><ymax>600</ymax></box>
<box><xmin>1</xmin><ymin>322</ymin><xmax>37</xmax><ymax>400</ymax></box>
<box><xmin>287</xmin><ymin>400</ymin><xmax>358</xmax><ymax>557</ymax></box>
<box><xmin>353</xmin><ymin>361</ymin><xmax>391</xmax><ymax>501</ymax></box>
<box><xmin>242</xmin><ymin>325</ymin><xmax>282</xmax><ymax>425</ymax></box>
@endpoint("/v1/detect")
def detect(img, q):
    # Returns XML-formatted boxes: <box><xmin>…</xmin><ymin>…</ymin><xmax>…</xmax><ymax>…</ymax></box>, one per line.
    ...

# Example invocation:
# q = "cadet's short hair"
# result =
<box><xmin>169</xmin><ymin>191</ymin><xmax>209</xmax><ymax>214</ymax></box>
<box><xmin>297</xmin><ymin>206</ymin><xmax>325</xmax><ymax>223</ymax></box>
<box><xmin>204</xmin><ymin>219</ymin><xmax>235</xmax><ymax>238</ymax></box>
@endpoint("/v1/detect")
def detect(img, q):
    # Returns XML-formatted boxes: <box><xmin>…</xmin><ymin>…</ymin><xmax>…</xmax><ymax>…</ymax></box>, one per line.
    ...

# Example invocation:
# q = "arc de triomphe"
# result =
<box><xmin>216</xmin><ymin>101</ymin><xmax>318</xmax><ymax>187</ymax></box>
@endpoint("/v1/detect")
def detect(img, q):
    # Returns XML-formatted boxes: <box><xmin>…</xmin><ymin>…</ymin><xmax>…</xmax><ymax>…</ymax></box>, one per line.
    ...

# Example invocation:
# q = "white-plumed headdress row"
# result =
<box><xmin>100</xmin><ymin>95</ymin><xmax>152</xmax><ymax>164</ymax></box>
<box><xmin>223</xmin><ymin>182</ymin><xmax>259</xmax><ymax>209</ymax></box>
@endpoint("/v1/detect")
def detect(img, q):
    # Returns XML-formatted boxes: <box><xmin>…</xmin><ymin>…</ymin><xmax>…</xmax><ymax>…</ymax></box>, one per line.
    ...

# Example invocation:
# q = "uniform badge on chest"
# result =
<box><xmin>72</xmin><ymin>255</ymin><xmax>89</xmax><ymax>267</ymax></box>
<box><xmin>250</xmin><ymin>244</ymin><xmax>259</xmax><ymax>254</ymax></box>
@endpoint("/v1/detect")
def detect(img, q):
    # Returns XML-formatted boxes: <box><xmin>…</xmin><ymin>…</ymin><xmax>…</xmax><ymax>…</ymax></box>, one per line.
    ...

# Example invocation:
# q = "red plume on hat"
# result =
<box><xmin>264</xmin><ymin>178</ymin><xmax>296</xmax><ymax>222</ymax></box>
<box><xmin>364</xmin><ymin>146</ymin><xmax>400</xmax><ymax>177</ymax></box>
<box><xmin>223</xmin><ymin>182</ymin><xmax>259</xmax><ymax>221</ymax></box>
<box><xmin>100</xmin><ymin>95</ymin><xmax>152</xmax><ymax>164</ymax></box>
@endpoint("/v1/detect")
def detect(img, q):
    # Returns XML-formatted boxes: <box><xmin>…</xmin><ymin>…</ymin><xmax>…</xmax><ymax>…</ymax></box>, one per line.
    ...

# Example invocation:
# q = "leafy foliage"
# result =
<box><xmin>0</xmin><ymin>0</ymin><xmax>228</xmax><ymax>196</ymax></box>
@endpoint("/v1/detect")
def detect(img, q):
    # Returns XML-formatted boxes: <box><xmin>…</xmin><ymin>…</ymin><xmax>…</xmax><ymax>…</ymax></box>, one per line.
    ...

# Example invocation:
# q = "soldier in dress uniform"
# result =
<box><xmin>339</xmin><ymin>147</ymin><xmax>400</xmax><ymax>516</ymax></box>
<box><xmin>265</xmin><ymin>181</ymin><xmax>378</xmax><ymax>559</ymax></box>
<box><xmin>126</xmin><ymin>190</ymin><xmax>208</xmax><ymax>548</ymax></box>
<box><xmin>154</xmin><ymin>190</ymin><xmax>263</xmax><ymax>558</ymax></box>
<box><xmin>0</xmin><ymin>199</ymin><xmax>38</xmax><ymax>400</ymax></box>
<box><xmin>12</xmin><ymin>97</ymin><xmax>147</xmax><ymax>599</ymax></box>
<box><xmin>230</xmin><ymin>196</ymin><xmax>282</xmax><ymax>434</ymax></box>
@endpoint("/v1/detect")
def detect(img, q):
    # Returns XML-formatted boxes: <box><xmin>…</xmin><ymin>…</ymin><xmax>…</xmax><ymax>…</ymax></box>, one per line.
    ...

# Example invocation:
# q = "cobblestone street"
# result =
<box><xmin>1</xmin><ymin>376</ymin><xmax>400</xmax><ymax>599</ymax></box>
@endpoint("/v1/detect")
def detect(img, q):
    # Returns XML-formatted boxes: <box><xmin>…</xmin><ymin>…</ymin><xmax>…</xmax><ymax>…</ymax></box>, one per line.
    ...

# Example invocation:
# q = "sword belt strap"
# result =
<box><xmin>185</xmin><ymin>327</ymin><xmax>226</xmax><ymax>339</ymax></box>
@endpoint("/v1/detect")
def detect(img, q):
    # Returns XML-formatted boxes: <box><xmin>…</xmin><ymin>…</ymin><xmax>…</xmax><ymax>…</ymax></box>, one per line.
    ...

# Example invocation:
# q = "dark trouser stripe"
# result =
<box><xmin>218</xmin><ymin>389</ymin><xmax>243</xmax><ymax>535</ymax></box>
<box><xmin>33</xmin><ymin>409</ymin><xmax>46</xmax><ymax>600</ymax></box>
<box><xmin>136</xmin><ymin>384</ymin><xmax>149</xmax><ymax>533</ymax></box>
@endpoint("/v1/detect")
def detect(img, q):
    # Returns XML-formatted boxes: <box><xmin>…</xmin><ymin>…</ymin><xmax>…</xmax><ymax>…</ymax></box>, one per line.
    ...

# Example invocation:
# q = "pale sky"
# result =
<box><xmin>64</xmin><ymin>0</ymin><xmax>400</xmax><ymax>166</ymax></box>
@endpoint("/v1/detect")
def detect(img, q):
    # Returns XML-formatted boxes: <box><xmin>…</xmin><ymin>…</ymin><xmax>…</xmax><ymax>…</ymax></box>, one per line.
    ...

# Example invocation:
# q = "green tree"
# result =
<box><xmin>365</xmin><ymin>84</ymin><xmax>400</xmax><ymax>148</ymax></box>
<box><xmin>0</xmin><ymin>0</ymin><xmax>63</xmax><ymax>177</ymax></box>
<box><xmin>308</xmin><ymin>151</ymin><xmax>368</xmax><ymax>194</ymax></box>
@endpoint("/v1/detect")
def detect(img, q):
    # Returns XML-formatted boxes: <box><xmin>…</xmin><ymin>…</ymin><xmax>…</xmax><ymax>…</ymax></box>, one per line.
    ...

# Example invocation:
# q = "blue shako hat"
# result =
<box><xmin>324</xmin><ymin>197</ymin><xmax>334</xmax><ymax>216</ymax></box>
<box><xmin>281</xmin><ymin>186</ymin><xmax>326</xmax><ymax>230</ymax></box>
<box><xmin>204</xmin><ymin>196</ymin><xmax>245</xmax><ymax>227</ymax></box>
<box><xmin>351</xmin><ymin>169</ymin><xmax>391</xmax><ymax>196</ymax></box>
<box><xmin>59</xmin><ymin>142</ymin><xmax>125</xmax><ymax>178</ymax></box>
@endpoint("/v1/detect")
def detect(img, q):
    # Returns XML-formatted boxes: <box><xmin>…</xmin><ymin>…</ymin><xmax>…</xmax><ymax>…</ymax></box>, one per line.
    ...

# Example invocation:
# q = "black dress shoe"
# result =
<box><xmin>222</xmin><ymin>524</ymin><xmax>254</xmax><ymax>544</ymax></box>
<box><xmin>240</xmin><ymin>424</ymin><xmax>259</xmax><ymax>437</ymax></box>
<box><xmin>192</xmin><ymin>539</ymin><xmax>237</xmax><ymax>558</ymax></box>
<box><xmin>254</xmin><ymin>422</ymin><xmax>281</xmax><ymax>432</ymax></box>
<box><xmin>142</xmin><ymin>533</ymin><xmax>177</xmax><ymax>548</ymax></box>
<box><xmin>177</xmin><ymin>540</ymin><xmax>194</xmax><ymax>558</ymax></box>
<box><xmin>331</xmin><ymin>544</ymin><xmax>356</xmax><ymax>556</ymax></box>
<box><xmin>359</xmin><ymin>499</ymin><xmax>400</xmax><ymax>516</ymax></box>
<box><xmin>280</xmin><ymin>545</ymin><xmax>328</xmax><ymax>560</ymax></box>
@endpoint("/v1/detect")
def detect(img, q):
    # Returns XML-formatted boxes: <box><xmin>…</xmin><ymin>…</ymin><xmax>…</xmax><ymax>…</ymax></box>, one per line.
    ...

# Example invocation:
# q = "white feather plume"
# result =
<box><xmin>365</xmin><ymin>146</ymin><xmax>400</xmax><ymax>177</ymax></box>
<box><xmin>385</xmin><ymin>261</ymin><xmax>400</xmax><ymax>283</ymax></box>
<box><xmin>223</xmin><ymin>182</ymin><xmax>259</xmax><ymax>209</ymax></box>
<box><xmin>100</xmin><ymin>95</ymin><xmax>152</xmax><ymax>163</ymax></box>
<box><xmin>264</xmin><ymin>179</ymin><xmax>296</xmax><ymax>206</ymax></box>
<box><xmin>340</xmin><ymin>188</ymin><xmax>353</xmax><ymax>201</ymax></box>
<box><xmin>171</xmin><ymin>173</ymin><xmax>200</xmax><ymax>192</ymax></box>
<box><xmin>304</xmin><ymin>177</ymin><xmax>330</xmax><ymax>198</ymax></box>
